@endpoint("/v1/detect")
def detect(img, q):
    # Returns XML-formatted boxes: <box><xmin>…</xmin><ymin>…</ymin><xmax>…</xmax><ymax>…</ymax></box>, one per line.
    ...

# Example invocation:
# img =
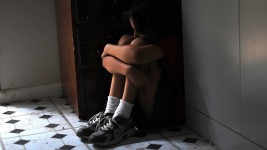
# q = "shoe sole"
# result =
<box><xmin>80</xmin><ymin>136</ymin><xmax>91</xmax><ymax>143</ymax></box>
<box><xmin>95</xmin><ymin>127</ymin><xmax>137</xmax><ymax>147</ymax></box>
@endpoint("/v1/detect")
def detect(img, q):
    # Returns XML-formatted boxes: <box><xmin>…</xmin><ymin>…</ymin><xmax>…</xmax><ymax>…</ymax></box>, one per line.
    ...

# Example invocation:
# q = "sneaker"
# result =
<box><xmin>76</xmin><ymin>111</ymin><xmax>113</xmax><ymax>140</ymax></box>
<box><xmin>89</xmin><ymin>115</ymin><xmax>138</xmax><ymax>146</ymax></box>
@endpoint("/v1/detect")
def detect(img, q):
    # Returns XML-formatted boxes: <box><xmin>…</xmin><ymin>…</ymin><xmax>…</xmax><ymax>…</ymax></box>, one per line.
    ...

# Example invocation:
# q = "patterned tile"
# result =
<box><xmin>5</xmin><ymin>144</ymin><xmax>25</xmax><ymax>150</ymax></box>
<box><xmin>159</xmin><ymin>125</ymin><xmax>193</xmax><ymax>137</ymax></box>
<box><xmin>11</xmin><ymin>100</ymin><xmax>38</xmax><ymax>109</ymax></box>
<box><xmin>159</xmin><ymin>144</ymin><xmax>180</xmax><ymax>150</ymax></box>
<box><xmin>43</xmin><ymin>110</ymin><xmax>61</xmax><ymax>116</ymax></box>
<box><xmin>39</xmin><ymin>115</ymin><xmax>52</xmax><ymax>119</ymax></box>
<box><xmin>196</xmin><ymin>139</ymin><xmax>218</xmax><ymax>150</ymax></box>
<box><xmin>51</xmin><ymin>134</ymin><xmax>67</xmax><ymax>139</ymax></box>
<box><xmin>54</xmin><ymin>123</ymin><xmax>72</xmax><ymax>131</ymax></box>
<box><xmin>21</xmin><ymin>131</ymin><xmax>56</xmax><ymax>141</ymax></box>
<box><xmin>10</xmin><ymin>108</ymin><xmax>40</xmax><ymax>117</ymax></box>
<box><xmin>2</xmin><ymin>136</ymin><xmax>21</xmax><ymax>145</ymax></box>
<box><xmin>13</xmin><ymin>113</ymin><xmax>50</xmax><ymax>130</ymax></box>
<box><xmin>1</xmin><ymin>132</ymin><xmax>20</xmax><ymax>139</ymax></box>
<box><xmin>51</xmin><ymin>97</ymin><xmax>71</xmax><ymax>110</ymax></box>
<box><xmin>62</xmin><ymin>134</ymin><xmax>85</xmax><ymax>147</ymax></box>
<box><xmin>112</xmin><ymin>141</ymin><xmax>150</xmax><ymax>150</ymax></box>
<box><xmin>24</xmin><ymin>138</ymin><xmax>64</xmax><ymax>150</ymax></box>
<box><xmin>68</xmin><ymin>121</ymin><xmax>87</xmax><ymax>128</ymax></box>
<box><xmin>61</xmin><ymin>109</ymin><xmax>86</xmax><ymax>128</ymax></box>
<box><xmin>146</xmin><ymin>139</ymin><xmax>180</xmax><ymax>150</ymax></box>
<box><xmin>19</xmin><ymin>127</ymin><xmax>54</xmax><ymax>136</ymax></box>
<box><xmin>37</xmin><ymin>99</ymin><xmax>57</xmax><ymax>112</ymax></box>
<box><xmin>59</xmin><ymin>145</ymin><xmax>76</xmax><ymax>150</ymax></box>
<box><xmin>115</xmin><ymin>135</ymin><xmax>145</xmax><ymax>146</ymax></box>
<box><xmin>183</xmin><ymin>137</ymin><xmax>199</xmax><ymax>143</ymax></box>
<box><xmin>45</xmin><ymin>123</ymin><xmax>59</xmax><ymax>128</ymax></box>
<box><xmin>0</xmin><ymin>97</ymin><xmax>218</xmax><ymax>150</ymax></box>
<box><xmin>0</xmin><ymin>120</ymin><xmax>16</xmax><ymax>134</ymax></box>
<box><xmin>6</xmin><ymin>119</ymin><xmax>20</xmax><ymax>124</ymax></box>
<box><xmin>14</xmin><ymin>139</ymin><xmax>30</xmax><ymax>145</ymax></box>
<box><xmin>144</xmin><ymin>131</ymin><xmax>162</xmax><ymax>141</ymax></box>
<box><xmin>0</xmin><ymin>113</ymin><xmax>10</xmax><ymax>119</ymax></box>
<box><xmin>146</xmin><ymin>144</ymin><xmax>162</xmax><ymax>149</ymax></box>
<box><xmin>72</xmin><ymin>145</ymin><xmax>89</xmax><ymax>150</ymax></box>
<box><xmin>56</xmin><ymin>129</ymin><xmax>86</xmax><ymax>147</ymax></box>
<box><xmin>3</xmin><ymin>111</ymin><xmax>16</xmax><ymax>115</ymax></box>
<box><xmin>34</xmin><ymin>106</ymin><xmax>47</xmax><ymax>110</ymax></box>
<box><xmin>168</xmin><ymin>135</ymin><xmax>202</xmax><ymax>150</ymax></box>
<box><xmin>10</xmin><ymin>129</ymin><xmax>24</xmax><ymax>134</ymax></box>
<box><xmin>45</xmin><ymin>113</ymin><xmax>72</xmax><ymax>130</ymax></box>
<box><xmin>56</xmin><ymin>129</ymin><xmax>76</xmax><ymax>135</ymax></box>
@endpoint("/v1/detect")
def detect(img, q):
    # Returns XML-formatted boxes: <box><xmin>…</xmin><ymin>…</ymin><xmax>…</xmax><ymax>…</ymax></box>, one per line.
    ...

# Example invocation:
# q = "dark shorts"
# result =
<box><xmin>132</xmin><ymin>67</ymin><xmax>181</xmax><ymax>131</ymax></box>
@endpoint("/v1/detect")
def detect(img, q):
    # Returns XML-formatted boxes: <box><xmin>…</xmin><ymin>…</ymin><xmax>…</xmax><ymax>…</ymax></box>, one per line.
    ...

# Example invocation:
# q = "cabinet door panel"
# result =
<box><xmin>72</xmin><ymin>0</ymin><xmax>133</xmax><ymax>24</ymax></box>
<box><xmin>77</xmin><ymin>70</ymin><xmax>111</xmax><ymax>119</ymax></box>
<box><xmin>55</xmin><ymin>0</ymin><xmax>79</xmax><ymax>113</ymax></box>
<box><xmin>76</xmin><ymin>26</ymin><xmax>127</xmax><ymax>68</ymax></box>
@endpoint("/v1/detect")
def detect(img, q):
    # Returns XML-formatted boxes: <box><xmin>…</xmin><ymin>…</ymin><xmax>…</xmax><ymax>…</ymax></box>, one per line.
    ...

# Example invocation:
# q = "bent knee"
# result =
<box><xmin>118</xmin><ymin>34</ymin><xmax>134</xmax><ymax>45</ymax></box>
<box><xmin>130</xmin><ymin>37</ymin><xmax>149</xmax><ymax>46</ymax></box>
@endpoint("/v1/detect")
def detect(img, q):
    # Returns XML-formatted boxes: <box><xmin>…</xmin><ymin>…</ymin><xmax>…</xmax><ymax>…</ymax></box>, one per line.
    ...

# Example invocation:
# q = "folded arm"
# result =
<box><xmin>102</xmin><ymin>43</ymin><xmax>164</xmax><ymax>65</ymax></box>
<box><xmin>102</xmin><ymin>56</ymin><xmax>131</xmax><ymax>75</ymax></box>
<box><xmin>102</xmin><ymin>56</ymin><xmax>150</xmax><ymax>88</ymax></box>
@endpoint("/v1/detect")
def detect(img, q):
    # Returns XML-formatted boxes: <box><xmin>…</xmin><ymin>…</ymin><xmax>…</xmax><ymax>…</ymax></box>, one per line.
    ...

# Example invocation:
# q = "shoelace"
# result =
<box><xmin>88</xmin><ymin>112</ymin><xmax>104</xmax><ymax>124</ymax></box>
<box><xmin>96</xmin><ymin>116</ymin><xmax>113</xmax><ymax>131</ymax></box>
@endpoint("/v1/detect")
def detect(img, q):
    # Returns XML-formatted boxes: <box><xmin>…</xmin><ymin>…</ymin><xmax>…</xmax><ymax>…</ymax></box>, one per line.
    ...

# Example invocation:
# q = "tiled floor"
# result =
<box><xmin>0</xmin><ymin>97</ymin><xmax>218</xmax><ymax>150</ymax></box>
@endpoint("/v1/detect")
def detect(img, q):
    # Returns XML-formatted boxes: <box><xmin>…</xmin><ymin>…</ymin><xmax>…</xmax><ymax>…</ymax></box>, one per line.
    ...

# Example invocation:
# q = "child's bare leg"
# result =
<box><xmin>109</xmin><ymin>34</ymin><xmax>133</xmax><ymax>96</ymax></box>
<box><xmin>122</xmin><ymin>77</ymin><xmax>138</xmax><ymax>104</ymax></box>
<box><xmin>109</xmin><ymin>34</ymin><xmax>133</xmax><ymax>97</ymax></box>
<box><xmin>138</xmin><ymin>61</ymin><xmax>161</xmax><ymax>125</ymax></box>
<box><xmin>112</xmin><ymin>36</ymin><xmax>150</xmax><ymax>119</ymax></box>
<box><xmin>105</xmin><ymin>34</ymin><xmax>133</xmax><ymax>114</ymax></box>
<box><xmin>112</xmin><ymin>36</ymin><xmax>158</xmax><ymax>120</ymax></box>
<box><xmin>109</xmin><ymin>74</ymin><xmax>125</xmax><ymax>98</ymax></box>
<box><xmin>112</xmin><ymin>76</ymin><xmax>138</xmax><ymax>119</ymax></box>
<box><xmin>76</xmin><ymin>35</ymin><xmax>134</xmax><ymax>138</ymax></box>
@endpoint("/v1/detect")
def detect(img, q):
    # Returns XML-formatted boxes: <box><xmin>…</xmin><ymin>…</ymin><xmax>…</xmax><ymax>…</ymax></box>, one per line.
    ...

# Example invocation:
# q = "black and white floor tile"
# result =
<box><xmin>0</xmin><ymin>97</ymin><xmax>219</xmax><ymax>150</ymax></box>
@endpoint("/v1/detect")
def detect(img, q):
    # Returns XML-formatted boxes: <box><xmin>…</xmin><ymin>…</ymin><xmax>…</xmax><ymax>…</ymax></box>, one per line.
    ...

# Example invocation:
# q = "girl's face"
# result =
<box><xmin>130</xmin><ymin>17</ymin><xmax>145</xmax><ymax>38</ymax></box>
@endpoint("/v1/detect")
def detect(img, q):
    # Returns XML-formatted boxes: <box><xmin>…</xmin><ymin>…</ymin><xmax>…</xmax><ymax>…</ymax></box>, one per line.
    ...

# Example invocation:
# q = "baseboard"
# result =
<box><xmin>0</xmin><ymin>83</ymin><xmax>62</xmax><ymax>103</ymax></box>
<box><xmin>186</xmin><ymin>106</ymin><xmax>266</xmax><ymax>150</ymax></box>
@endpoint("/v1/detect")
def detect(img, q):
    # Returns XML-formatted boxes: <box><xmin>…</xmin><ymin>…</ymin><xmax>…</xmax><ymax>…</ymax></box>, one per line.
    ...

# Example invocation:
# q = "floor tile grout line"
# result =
<box><xmin>0</xmin><ymin>104</ymin><xmax>12</xmax><ymax>150</ymax></box>
<box><xmin>158</xmin><ymin>131</ymin><xmax>182</xmax><ymax>150</ymax></box>
<box><xmin>49</xmin><ymin>97</ymin><xmax>92</xmax><ymax>150</ymax></box>
<box><xmin>159</xmin><ymin>130</ymin><xmax>220</xmax><ymax>150</ymax></box>
<box><xmin>0</xmin><ymin>132</ymin><xmax>7</xmax><ymax>150</ymax></box>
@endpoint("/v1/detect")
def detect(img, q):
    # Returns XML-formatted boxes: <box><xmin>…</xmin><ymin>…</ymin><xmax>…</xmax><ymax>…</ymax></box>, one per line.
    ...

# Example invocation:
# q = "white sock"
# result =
<box><xmin>104</xmin><ymin>96</ymin><xmax>120</xmax><ymax>114</ymax></box>
<box><xmin>113</xmin><ymin>99</ymin><xmax>134</xmax><ymax>119</ymax></box>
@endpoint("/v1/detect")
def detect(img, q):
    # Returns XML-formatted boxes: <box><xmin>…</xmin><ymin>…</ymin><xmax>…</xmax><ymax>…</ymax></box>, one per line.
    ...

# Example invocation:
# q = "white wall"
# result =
<box><xmin>240</xmin><ymin>0</ymin><xmax>267</xmax><ymax>148</ymax></box>
<box><xmin>0</xmin><ymin>0</ymin><xmax>62</xmax><ymax>101</ymax></box>
<box><xmin>183</xmin><ymin>0</ymin><xmax>267</xmax><ymax>149</ymax></box>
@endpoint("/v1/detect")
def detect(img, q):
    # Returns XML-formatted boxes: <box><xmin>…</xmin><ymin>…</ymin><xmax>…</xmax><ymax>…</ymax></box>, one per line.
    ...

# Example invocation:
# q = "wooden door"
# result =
<box><xmin>55</xmin><ymin>0</ymin><xmax>79</xmax><ymax>114</ymax></box>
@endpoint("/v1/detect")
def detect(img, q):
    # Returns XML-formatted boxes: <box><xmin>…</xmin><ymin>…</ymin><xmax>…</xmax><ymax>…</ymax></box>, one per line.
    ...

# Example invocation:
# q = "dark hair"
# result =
<box><xmin>122</xmin><ymin>0</ymin><xmax>160</xmax><ymax>43</ymax></box>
